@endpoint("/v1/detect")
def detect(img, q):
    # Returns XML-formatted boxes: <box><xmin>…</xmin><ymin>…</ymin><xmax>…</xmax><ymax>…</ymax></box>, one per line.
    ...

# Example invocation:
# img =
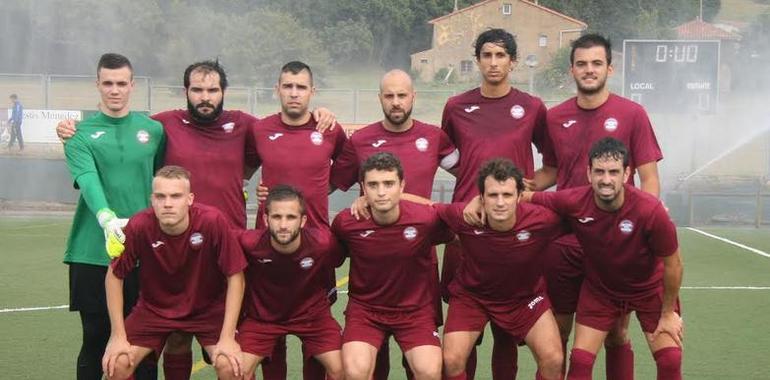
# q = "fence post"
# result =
<box><xmin>44</xmin><ymin>75</ymin><xmax>50</xmax><ymax>109</ymax></box>
<box><xmin>147</xmin><ymin>77</ymin><xmax>153</xmax><ymax>112</ymax></box>
<box><xmin>688</xmin><ymin>190</ymin><xmax>694</xmax><ymax>226</ymax></box>
<box><xmin>353</xmin><ymin>89</ymin><xmax>358</xmax><ymax>124</ymax></box>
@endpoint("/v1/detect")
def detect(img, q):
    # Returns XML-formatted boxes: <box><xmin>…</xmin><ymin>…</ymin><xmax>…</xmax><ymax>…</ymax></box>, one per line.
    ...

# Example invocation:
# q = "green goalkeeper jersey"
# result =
<box><xmin>63</xmin><ymin>111</ymin><xmax>164</xmax><ymax>266</ymax></box>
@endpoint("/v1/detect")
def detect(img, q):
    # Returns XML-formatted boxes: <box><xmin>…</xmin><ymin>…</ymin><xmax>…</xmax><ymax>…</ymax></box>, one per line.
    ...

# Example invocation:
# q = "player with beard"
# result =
<box><xmin>237</xmin><ymin>185</ymin><xmax>344</xmax><ymax>379</ymax></box>
<box><xmin>440</xmin><ymin>28</ymin><xmax>548</xmax><ymax>379</ymax></box>
<box><xmin>529</xmin><ymin>34</ymin><xmax>663</xmax><ymax>379</ymax></box>
<box><xmin>57</xmin><ymin>60</ymin><xmax>338</xmax><ymax>380</ymax></box>
<box><xmin>330</xmin><ymin>69</ymin><xmax>458</xmax><ymax>380</ymax></box>
<box><xmin>527</xmin><ymin>138</ymin><xmax>682</xmax><ymax>380</ymax></box>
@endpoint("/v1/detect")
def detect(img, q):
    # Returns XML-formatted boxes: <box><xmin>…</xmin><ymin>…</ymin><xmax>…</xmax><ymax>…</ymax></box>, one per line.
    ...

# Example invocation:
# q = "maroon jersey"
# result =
<box><xmin>442</xmin><ymin>87</ymin><xmax>547</xmax><ymax>202</ymax></box>
<box><xmin>111</xmin><ymin>203</ymin><xmax>247</xmax><ymax>319</ymax></box>
<box><xmin>532</xmin><ymin>185</ymin><xmax>678</xmax><ymax>300</ymax></box>
<box><xmin>153</xmin><ymin>110</ymin><xmax>259</xmax><ymax>229</ymax></box>
<box><xmin>542</xmin><ymin>94</ymin><xmax>662</xmax><ymax>190</ymax></box>
<box><xmin>330</xmin><ymin>120</ymin><xmax>458</xmax><ymax>198</ymax></box>
<box><xmin>239</xmin><ymin>227</ymin><xmax>343</xmax><ymax>323</ymax></box>
<box><xmin>331</xmin><ymin>200</ymin><xmax>454</xmax><ymax>312</ymax></box>
<box><xmin>253</xmin><ymin>114</ymin><xmax>346</xmax><ymax>228</ymax></box>
<box><xmin>437</xmin><ymin>202</ymin><xmax>567</xmax><ymax>303</ymax></box>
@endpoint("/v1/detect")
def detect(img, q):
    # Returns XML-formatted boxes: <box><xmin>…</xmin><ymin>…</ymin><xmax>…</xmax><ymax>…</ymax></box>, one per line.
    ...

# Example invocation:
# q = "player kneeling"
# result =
<box><xmin>440</xmin><ymin>159</ymin><xmax>567</xmax><ymax>380</ymax></box>
<box><xmin>237</xmin><ymin>185</ymin><xmax>344</xmax><ymax>379</ymax></box>
<box><xmin>102</xmin><ymin>165</ymin><xmax>247</xmax><ymax>380</ymax></box>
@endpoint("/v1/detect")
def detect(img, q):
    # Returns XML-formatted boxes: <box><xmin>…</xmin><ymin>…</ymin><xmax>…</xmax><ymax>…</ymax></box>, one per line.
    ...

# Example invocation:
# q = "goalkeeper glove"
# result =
<box><xmin>97</xmin><ymin>208</ymin><xmax>129</xmax><ymax>258</ymax></box>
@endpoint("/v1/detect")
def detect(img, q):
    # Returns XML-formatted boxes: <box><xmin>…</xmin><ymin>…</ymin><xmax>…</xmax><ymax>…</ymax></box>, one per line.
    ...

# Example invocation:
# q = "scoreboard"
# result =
<box><xmin>623</xmin><ymin>40</ymin><xmax>720</xmax><ymax>113</ymax></box>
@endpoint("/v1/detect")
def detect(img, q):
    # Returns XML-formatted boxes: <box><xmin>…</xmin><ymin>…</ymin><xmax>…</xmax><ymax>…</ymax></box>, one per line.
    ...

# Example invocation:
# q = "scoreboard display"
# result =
<box><xmin>623</xmin><ymin>40</ymin><xmax>720</xmax><ymax>113</ymax></box>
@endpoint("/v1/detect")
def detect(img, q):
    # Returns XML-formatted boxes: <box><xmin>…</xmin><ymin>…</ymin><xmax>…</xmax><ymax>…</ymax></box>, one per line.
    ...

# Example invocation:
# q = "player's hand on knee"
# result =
<box><xmin>462</xmin><ymin>195</ymin><xmax>484</xmax><ymax>226</ymax></box>
<box><xmin>102</xmin><ymin>336</ymin><xmax>134</xmax><ymax>377</ymax></box>
<box><xmin>653</xmin><ymin>311</ymin><xmax>684</xmax><ymax>347</ymax></box>
<box><xmin>350</xmin><ymin>196</ymin><xmax>371</xmax><ymax>220</ymax></box>
<box><xmin>213</xmin><ymin>338</ymin><xmax>243</xmax><ymax>377</ymax></box>
<box><xmin>313</xmin><ymin>107</ymin><xmax>337</xmax><ymax>132</ymax></box>
<box><xmin>56</xmin><ymin>119</ymin><xmax>77</xmax><ymax>143</ymax></box>
<box><xmin>257</xmin><ymin>183</ymin><xmax>269</xmax><ymax>202</ymax></box>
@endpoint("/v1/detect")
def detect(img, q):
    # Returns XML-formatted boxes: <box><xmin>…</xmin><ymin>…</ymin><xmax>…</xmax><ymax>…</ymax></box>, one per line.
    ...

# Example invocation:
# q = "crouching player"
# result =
<box><xmin>527</xmin><ymin>137</ymin><xmax>683</xmax><ymax>379</ymax></box>
<box><xmin>332</xmin><ymin>152</ymin><xmax>455</xmax><ymax>380</ymax></box>
<box><xmin>237</xmin><ymin>185</ymin><xmax>344</xmax><ymax>379</ymax></box>
<box><xmin>438</xmin><ymin>158</ymin><xmax>567</xmax><ymax>380</ymax></box>
<box><xmin>101</xmin><ymin>165</ymin><xmax>247</xmax><ymax>380</ymax></box>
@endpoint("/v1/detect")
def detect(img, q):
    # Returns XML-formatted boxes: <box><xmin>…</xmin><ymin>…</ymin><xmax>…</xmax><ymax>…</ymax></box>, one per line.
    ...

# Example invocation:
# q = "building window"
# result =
<box><xmin>539</xmin><ymin>34</ymin><xmax>548</xmax><ymax>47</ymax></box>
<box><xmin>420</xmin><ymin>58</ymin><xmax>429</xmax><ymax>64</ymax></box>
<box><xmin>502</xmin><ymin>3</ymin><xmax>512</xmax><ymax>15</ymax></box>
<box><xmin>460</xmin><ymin>60</ymin><xmax>473</xmax><ymax>74</ymax></box>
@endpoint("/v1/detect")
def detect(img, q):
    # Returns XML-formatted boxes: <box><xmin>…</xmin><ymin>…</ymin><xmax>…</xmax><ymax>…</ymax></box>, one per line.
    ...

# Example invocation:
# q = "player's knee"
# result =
<box><xmin>107</xmin><ymin>355</ymin><xmax>135</xmax><ymax>380</ymax></box>
<box><xmin>442</xmin><ymin>349</ymin><xmax>467</xmax><ymax>375</ymax></box>
<box><xmin>410</xmin><ymin>360</ymin><xmax>442</xmax><ymax>380</ymax></box>
<box><xmin>605</xmin><ymin>327</ymin><xmax>629</xmax><ymax>347</ymax></box>
<box><xmin>653</xmin><ymin>347</ymin><xmax>682</xmax><ymax>374</ymax></box>
<box><xmin>213</xmin><ymin>355</ymin><xmax>238</xmax><ymax>380</ymax></box>
<box><xmin>536</xmin><ymin>347</ymin><xmax>564</xmax><ymax>378</ymax></box>
<box><xmin>164</xmin><ymin>332</ymin><xmax>194</xmax><ymax>354</ymax></box>
<box><xmin>343</xmin><ymin>355</ymin><xmax>372</xmax><ymax>380</ymax></box>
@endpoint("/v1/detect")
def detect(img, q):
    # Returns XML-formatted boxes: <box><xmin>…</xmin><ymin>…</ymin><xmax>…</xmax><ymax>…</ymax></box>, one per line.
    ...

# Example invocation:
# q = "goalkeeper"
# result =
<box><xmin>63</xmin><ymin>53</ymin><xmax>163</xmax><ymax>380</ymax></box>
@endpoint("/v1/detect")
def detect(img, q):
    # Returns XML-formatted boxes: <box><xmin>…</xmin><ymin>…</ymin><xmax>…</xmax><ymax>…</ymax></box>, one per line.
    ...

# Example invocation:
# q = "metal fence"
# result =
<box><xmin>2</xmin><ymin>73</ymin><xmax>561</xmax><ymax>125</ymax></box>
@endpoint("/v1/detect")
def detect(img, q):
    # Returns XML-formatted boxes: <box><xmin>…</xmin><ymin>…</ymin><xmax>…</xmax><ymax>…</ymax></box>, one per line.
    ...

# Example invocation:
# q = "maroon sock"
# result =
<box><xmin>372</xmin><ymin>340</ymin><xmax>391</xmax><ymax>380</ymax></box>
<box><xmin>302</xmin><ymin>356</ymin><xmax>326</xmax><ymax>380</ymax></box>
<box><xmin>162</xmin><ymin>352</ymin><xmax>192</xmax><ymax>380</ymax></box>
<box><xmin>606</xmin><ymin>342</ymin><xmax>634</xmax><ymax>380</ymax></box>
<box><xmin>445</xmin><ymin>371</ymin><xmax>467</xmax><ymax>380</ymax></box>
<box><xmin>465</xmin><ymin>345</ymin><xmax>478</xmax><ymax>379</ymax></box>
<box><xmin>262</xmin><ymin>336</ymin><xmax>288</xmax><ymax>380</ymax></box>
<box><xmin>567</xmin><ymin>348</ymin><xmax>596</xmax><ymax>380</ymax></box>
<box><xmin>653</xmin><ymin>347</ymin><xmax>682</xmax><ymax>380</ymax></box>
<box><xmin>490</xmin><ymin>324</ymin><xmax>518</xmax><ymax>380</ymax></box>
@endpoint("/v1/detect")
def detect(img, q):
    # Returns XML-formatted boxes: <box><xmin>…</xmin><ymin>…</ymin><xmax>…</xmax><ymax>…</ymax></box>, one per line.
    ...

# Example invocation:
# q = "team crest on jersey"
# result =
<box><xmin>190</xmin><ymin>232</ymin><xmax>204</xmax><ymax>248</ymax></box>
<box><xmin>403</xmin><ymin>226</ymin><xmax>418</xmax><ymax>240</ymax></box>
<box><xmin>618</xmin><ymin>219</ymin><xmax>634</xmax><ymax>234</ymax></box>
<box><xmin>516</xmin><ymin>230</ymin><xmax>531</xmax><ymax>241</ymax></box>
<box><xmin>221</xmin><ymin>122</ymin><xmax>235</xmax><ymax>133</ymax></box>
<box><xmin>310</xmin><ymin>131</ymin><xmax>324</xmax><ymax>146</ymax></box>
<box><xmin>136</xmin><ymin>130</ymin><xmax>150</xmax><ymax>144</ymax></box>
<box><xmin>510</xmin><ymin>105</ymin><xmax>525</xmax><ymax>119</ymax></box>
<box><xmin>300</xmin><ymin>257</ymin><xmax>315</xmax><ymax>269</ymax></box>
<box><xmin>415</xmin><ymin>137</ymin><xmax>429</xmax><ymax>152</ymax></box>
<box><xmin>604</xmin><ymin>118</ymin><xmax>618</xmax><ymax>132</ymax></box>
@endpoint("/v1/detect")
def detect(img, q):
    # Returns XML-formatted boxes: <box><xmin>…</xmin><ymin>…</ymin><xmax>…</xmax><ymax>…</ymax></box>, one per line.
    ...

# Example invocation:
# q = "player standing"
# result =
<box><xmin>330</xmin><ymin>69</ymin><xmax>458</xmax><ymax>379</ymax></box>
<box><xmin>440</xmin><ymin>28</ymin><xmax>548</xmax><ymax>379</ymax></box>
<box><xmin>528</xmin><ymin>138</ymin><xmax>683</xmax><ymax>380</ymax></box>
<box><xmin>237</xmin><ymin>185</ymin><xmax>344</xmax><ymax>379</ymax></box>
<box><xmin>535</xmin><ymin>34</ymin><xmax>663</xmax><ymax>379</ymax></box>
<box><xmin>101</xmin><ymin>166</ymin><xmax>247</xmax><ymax>380</ymax></box>
<box><xmin>332</xmin><ymin>152</ymin><xmax>454</xmax><ymax>380</ymax></box>
<box><xmin>63</xmin><ymin>53</ymin><xmax>163</xmax><ymax>380</ymax></box>
<box><xmin>438</xmin><ymin>158</ymin><xmax>566</xmax><ymax>380</ymax></box>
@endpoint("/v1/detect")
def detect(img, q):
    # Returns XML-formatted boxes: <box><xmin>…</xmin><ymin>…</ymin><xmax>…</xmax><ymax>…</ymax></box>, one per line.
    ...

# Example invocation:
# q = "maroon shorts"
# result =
<box><xmin>444</xmin><ymin>286</ymin><xmax>551</xmax><ymax>344</ymax></box>
<box><xmin>342</xmin><ymin>301</ymin><xmax>440</xmax><ymax>352</ymax></box>
<box><xmin>544</xmin><ymin>236</ymin><xmax>584</xmax><ymax>314</ymax></box>
<box><xmin>237</xmin><ymin>309</ymin><xmax>342</xmax><ymax>359</ymax></box>
<box><xmin>125</xmin><ymin>304</ymin><xmax>222</xmax><ymax>355</ymax></box>
<box><xmin>576</xmin><ymin>283</ymin><xmax>682</xmax><ymax>334</ymax></box>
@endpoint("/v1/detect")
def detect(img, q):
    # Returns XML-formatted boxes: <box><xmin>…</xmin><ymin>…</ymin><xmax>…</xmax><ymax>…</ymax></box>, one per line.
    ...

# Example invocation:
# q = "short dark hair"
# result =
<box><xmin>279</xmin><ymin>61</ymin><xmax>313</xmax><ymax>85</ymax></box>
<box><xmin>588</xmin><ymin>137</ymin><xmax>629</xmax><ymax>168</ymax></box>
<box><xmin>359</xmin><ymin>152</ymin><xmax>404</xmax><ymax>182</ymax></box>
<box><xmin>97</xmin><ymin>53</ymin><xmax>133</xmax><ymax>78</ymax></box>
<box><xmin>265</xmin><ymin>184</ymin><xmax>306</xmax><ymax>215</ymax></box>
<box><xmin>9</xmin><ymin>94</ymin><xmax>17</xmax><ymax>100</ymax></box>
<box><xmin>474</xmin><ymin>29</ymin><xmax>517</xmax><ymax>60</ymax></box>
<box><xmin>570</xmin><ymin>33</ymin><xmax>612</xmax><ymax>65</ymax></box>
<box><xmin>477</xmin><ymin>158</ymin><xmax>524</xmax><ymax>195</ymax></box>
<box><xmin>184</xmin><ymin>60</ymin><xmax>228</xmax><ymax>91</ymax></box>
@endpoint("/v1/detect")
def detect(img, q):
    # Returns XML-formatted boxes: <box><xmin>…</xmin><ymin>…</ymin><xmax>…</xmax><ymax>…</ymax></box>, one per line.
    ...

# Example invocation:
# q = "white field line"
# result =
<box><xmin>0</xmin><ymin>304</ymin><xmax>68</xmax><ymax>313</ymax></box>
<box><xmin>685</xmin><ymin>227</ymin><xmax>770</xmax><ymax>259</ymax></box>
